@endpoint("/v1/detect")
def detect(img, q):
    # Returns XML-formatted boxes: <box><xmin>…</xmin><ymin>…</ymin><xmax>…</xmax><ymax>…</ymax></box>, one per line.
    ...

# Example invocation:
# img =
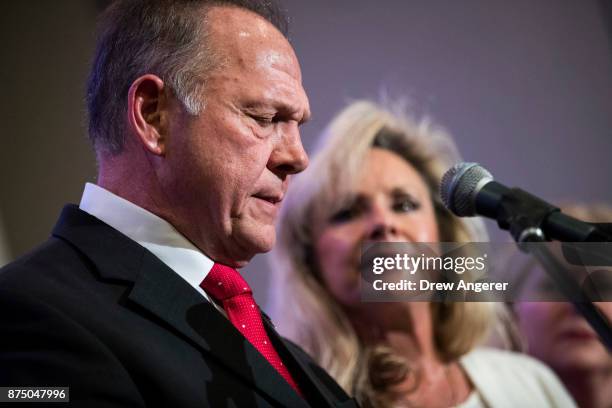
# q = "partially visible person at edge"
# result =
<box><xmin>268</xmin><ymin>99</ymin><xmax>576</xmax><ymax>407</ymax></box>
<box><xmin>0</xmin><ymin>1</ymin><xmax>358</xmax><ymax>406</ymax></box>
<box><xmin>512</xmin><ymin>204</ymin><xmax>612</xmax><ymax>408</ymax></box>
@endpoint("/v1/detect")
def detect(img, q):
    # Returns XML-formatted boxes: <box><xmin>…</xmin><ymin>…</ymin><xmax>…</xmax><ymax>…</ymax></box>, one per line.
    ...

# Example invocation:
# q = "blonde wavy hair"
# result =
<box><xmin>269</xmin><ymin>100</ymin><xmax>494</xmax><ymax>407</ymax></box>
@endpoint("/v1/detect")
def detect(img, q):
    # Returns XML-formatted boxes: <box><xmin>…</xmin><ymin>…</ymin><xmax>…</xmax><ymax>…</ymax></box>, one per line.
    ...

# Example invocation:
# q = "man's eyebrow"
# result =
<box><xmin>272</xmin><ymin>102</ymin><xmax>311</xmax><ymax>125</ymax></box>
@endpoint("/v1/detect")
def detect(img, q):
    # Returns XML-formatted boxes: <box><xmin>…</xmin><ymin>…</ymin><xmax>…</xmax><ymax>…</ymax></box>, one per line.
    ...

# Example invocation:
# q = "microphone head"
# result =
<box><xmin>440</xmin><ymin>162</ymin><xmax>493</xmax><ymax>216</ymax></box>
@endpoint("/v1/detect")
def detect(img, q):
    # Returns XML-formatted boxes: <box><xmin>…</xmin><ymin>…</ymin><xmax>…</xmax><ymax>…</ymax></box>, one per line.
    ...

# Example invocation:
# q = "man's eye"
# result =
<box><xmin>393</xmin><ymin>196</ymin><xmax>420</xmax><ymax>213</ymax></box>
<box><xmin>250</xmin><ymin>114</ymin><xmax>275</xmax><ymax>126</ymax></box>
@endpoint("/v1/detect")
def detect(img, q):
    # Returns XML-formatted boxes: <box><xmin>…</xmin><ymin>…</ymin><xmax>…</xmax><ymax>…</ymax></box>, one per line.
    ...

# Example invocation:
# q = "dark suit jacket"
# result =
<box><xmin>0</xmin><ymin>205</ymin><xmax>358</xmax><ymax>408</ymax></box>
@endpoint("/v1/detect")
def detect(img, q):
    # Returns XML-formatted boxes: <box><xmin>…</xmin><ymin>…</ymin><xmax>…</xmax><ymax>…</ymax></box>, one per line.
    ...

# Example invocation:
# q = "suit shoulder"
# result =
<box><xmin>0</xmin><ymin>236</ymin><xmax>96</xmax><ymax>306</ymax></box>
<box><xmin>0</xmin><ymin>236</ymin><xmax>88</xmax><ymax>285</ymax></box>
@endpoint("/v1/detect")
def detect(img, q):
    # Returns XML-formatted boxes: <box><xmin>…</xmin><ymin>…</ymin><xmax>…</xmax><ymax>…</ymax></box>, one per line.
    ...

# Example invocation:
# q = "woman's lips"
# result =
<box><xmin>558</xmin><ymin>326</ymin><xmax>598</xmax><ymax>341</ymax></box>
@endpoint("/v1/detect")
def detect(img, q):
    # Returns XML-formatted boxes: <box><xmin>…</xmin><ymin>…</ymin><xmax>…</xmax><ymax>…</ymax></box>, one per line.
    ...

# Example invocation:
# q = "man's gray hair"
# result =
<box><xmin>86</xmin><ymin>0</ymin><xmax>288</xmax><ymax>155</ymax></box>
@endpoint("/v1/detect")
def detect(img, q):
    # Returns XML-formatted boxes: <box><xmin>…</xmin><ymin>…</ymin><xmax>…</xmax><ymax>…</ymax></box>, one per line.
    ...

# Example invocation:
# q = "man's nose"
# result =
<box><xmin>268</xmin><ymin>122</ymin><xmax>309</xmax><ymax>178</ymax></box>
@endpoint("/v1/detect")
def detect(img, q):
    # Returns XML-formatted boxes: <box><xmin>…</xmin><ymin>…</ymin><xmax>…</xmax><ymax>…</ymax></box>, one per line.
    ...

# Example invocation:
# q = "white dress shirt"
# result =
<box><xmin>79</xmin><ymin>182</ymin><xmax>222</xmax><ymax>310</ymax></box>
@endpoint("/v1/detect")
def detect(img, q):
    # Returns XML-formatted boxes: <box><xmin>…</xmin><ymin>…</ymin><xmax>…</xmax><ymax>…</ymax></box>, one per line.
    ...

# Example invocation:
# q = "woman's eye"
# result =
<box><xmin>535</xmin><ymin>277</ymin><xmax>557</xmax><ymax>294</ymax></box>
<box><xmin>330</xmin><ymin>205</ymin><xmax>361</xmax><ymax>223</ymax></box>
<box><xmin>393</xmin><ymin>196</ymin><xmax>420</xmax><ymax>213</ymax></box>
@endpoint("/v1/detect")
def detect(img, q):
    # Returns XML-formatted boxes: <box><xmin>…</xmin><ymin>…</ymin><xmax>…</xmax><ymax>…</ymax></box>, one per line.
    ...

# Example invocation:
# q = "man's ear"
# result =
<box><xmin>127</xmin><ymin>74</ymin><xmax>169</xmax><ymax>156</ymax></box>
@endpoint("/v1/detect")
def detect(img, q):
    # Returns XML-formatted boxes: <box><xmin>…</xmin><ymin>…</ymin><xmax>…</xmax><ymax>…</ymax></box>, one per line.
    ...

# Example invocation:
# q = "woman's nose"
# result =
<box><xmin>367</xmin><ymin>205</ymin><xmax>400</xmax><ymax>241</ymax></box>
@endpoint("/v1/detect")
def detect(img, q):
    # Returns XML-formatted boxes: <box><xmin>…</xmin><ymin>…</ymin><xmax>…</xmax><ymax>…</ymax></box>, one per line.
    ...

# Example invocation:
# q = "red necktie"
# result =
<box><xmin>200</xmin><ymin>263</ymin><xmax>302</xmax><ymax>395</ymax></box>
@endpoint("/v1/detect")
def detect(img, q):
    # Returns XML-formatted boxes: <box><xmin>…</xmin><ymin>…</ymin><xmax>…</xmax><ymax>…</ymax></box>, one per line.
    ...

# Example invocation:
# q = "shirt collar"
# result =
<box><xmin>79</xmin><ymin>182</ymin><xmax>215</xmax><ymax>298</ymax></box>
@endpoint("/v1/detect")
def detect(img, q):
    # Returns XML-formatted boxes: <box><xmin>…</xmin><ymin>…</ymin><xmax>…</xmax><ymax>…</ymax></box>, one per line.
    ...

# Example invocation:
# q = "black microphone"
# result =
<box><xmin>441</xmin><ymin>164</ymin><xmax>612</xmax><ymax>353</ymax></box>
<box><xmin>440</xmin><ymin>162</ymin><xmax>608</xmax><ymax>243</ymax></box>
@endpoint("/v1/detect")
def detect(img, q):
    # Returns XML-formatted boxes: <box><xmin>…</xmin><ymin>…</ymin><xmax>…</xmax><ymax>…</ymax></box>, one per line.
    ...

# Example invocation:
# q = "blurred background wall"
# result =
<box><xmin>1</xmin><ymin>0</ymin><xmax>611</xmax><ymax>307</ymax></box>
<box><xmin>0</xmin><ymin>1</ymin><xmax>98</xmax><ymax>265</ymax></box>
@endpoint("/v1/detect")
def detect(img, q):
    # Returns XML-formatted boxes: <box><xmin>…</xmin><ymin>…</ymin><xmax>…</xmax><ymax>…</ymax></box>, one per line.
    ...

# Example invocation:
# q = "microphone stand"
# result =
<box><xmin>496</xmin><ymin>189</ymin><xmax>612</xmax><ymax>353</ymax></box>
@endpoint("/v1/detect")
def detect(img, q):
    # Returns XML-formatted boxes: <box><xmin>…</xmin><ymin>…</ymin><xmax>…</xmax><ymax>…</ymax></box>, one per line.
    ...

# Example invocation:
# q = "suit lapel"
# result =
<box><xmin>129</xmin><ymin>254</ymin><xmax>307</xmax><ymax>407</ymax></box>
<box><xmin>261</xmin><ymin>313</ymin><xmax>347</xmax><ymax>407</ymax></box>
<box><xmin>53</xmin><ymin>205</ymin><xmax>307</xmax><ymax>408</ymax></box>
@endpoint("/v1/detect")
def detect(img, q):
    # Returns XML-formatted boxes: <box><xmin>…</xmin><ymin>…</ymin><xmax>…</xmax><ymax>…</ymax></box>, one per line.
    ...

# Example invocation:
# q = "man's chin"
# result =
<box><xmin>246</xmin><ymin>236</ymin><xmax>275</xmax><ymax>255</ymax></box>
<box><xmin>232</xmin><ymin>223</ymin><xmax>277</xmax><ymax>260</ymax></box>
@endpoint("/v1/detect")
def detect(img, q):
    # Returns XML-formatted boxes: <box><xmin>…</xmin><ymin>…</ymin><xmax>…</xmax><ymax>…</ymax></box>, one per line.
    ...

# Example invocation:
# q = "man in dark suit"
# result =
<box><xmin>0</xmin><ymin>1</ymin><xmax>357</xmax><ymax>407</ymax></box>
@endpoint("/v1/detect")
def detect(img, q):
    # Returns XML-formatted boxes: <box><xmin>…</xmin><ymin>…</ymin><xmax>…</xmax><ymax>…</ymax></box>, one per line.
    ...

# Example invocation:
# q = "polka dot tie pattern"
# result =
<box><xmin>200</xmin><ymin>263</ymin><xmax>302</xmax><ymax>396</ymax></box>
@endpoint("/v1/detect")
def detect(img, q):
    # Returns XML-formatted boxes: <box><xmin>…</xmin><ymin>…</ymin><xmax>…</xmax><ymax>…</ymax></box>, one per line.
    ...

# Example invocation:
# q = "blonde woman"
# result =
<box><xmin>268</xmin><ymin>100</ymin><xmax>575</xmax><ymax>407</ymax></box>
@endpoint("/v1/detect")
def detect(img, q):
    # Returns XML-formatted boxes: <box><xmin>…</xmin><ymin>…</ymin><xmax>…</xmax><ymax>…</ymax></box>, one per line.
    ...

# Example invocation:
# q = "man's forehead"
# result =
<box><xmin>205</xmin><ymin>6</ymin><xmax>298</xmax><ymax>72</ymax></box>
<box><xmin>202</xmin><ymin>5</ymin><xmax>308</xmax><ymax>117</ymax></box>
<box><xmin>206</xmin><ymin>6</ymin><xmax>274</xmax><ymax>36</ymax></box>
